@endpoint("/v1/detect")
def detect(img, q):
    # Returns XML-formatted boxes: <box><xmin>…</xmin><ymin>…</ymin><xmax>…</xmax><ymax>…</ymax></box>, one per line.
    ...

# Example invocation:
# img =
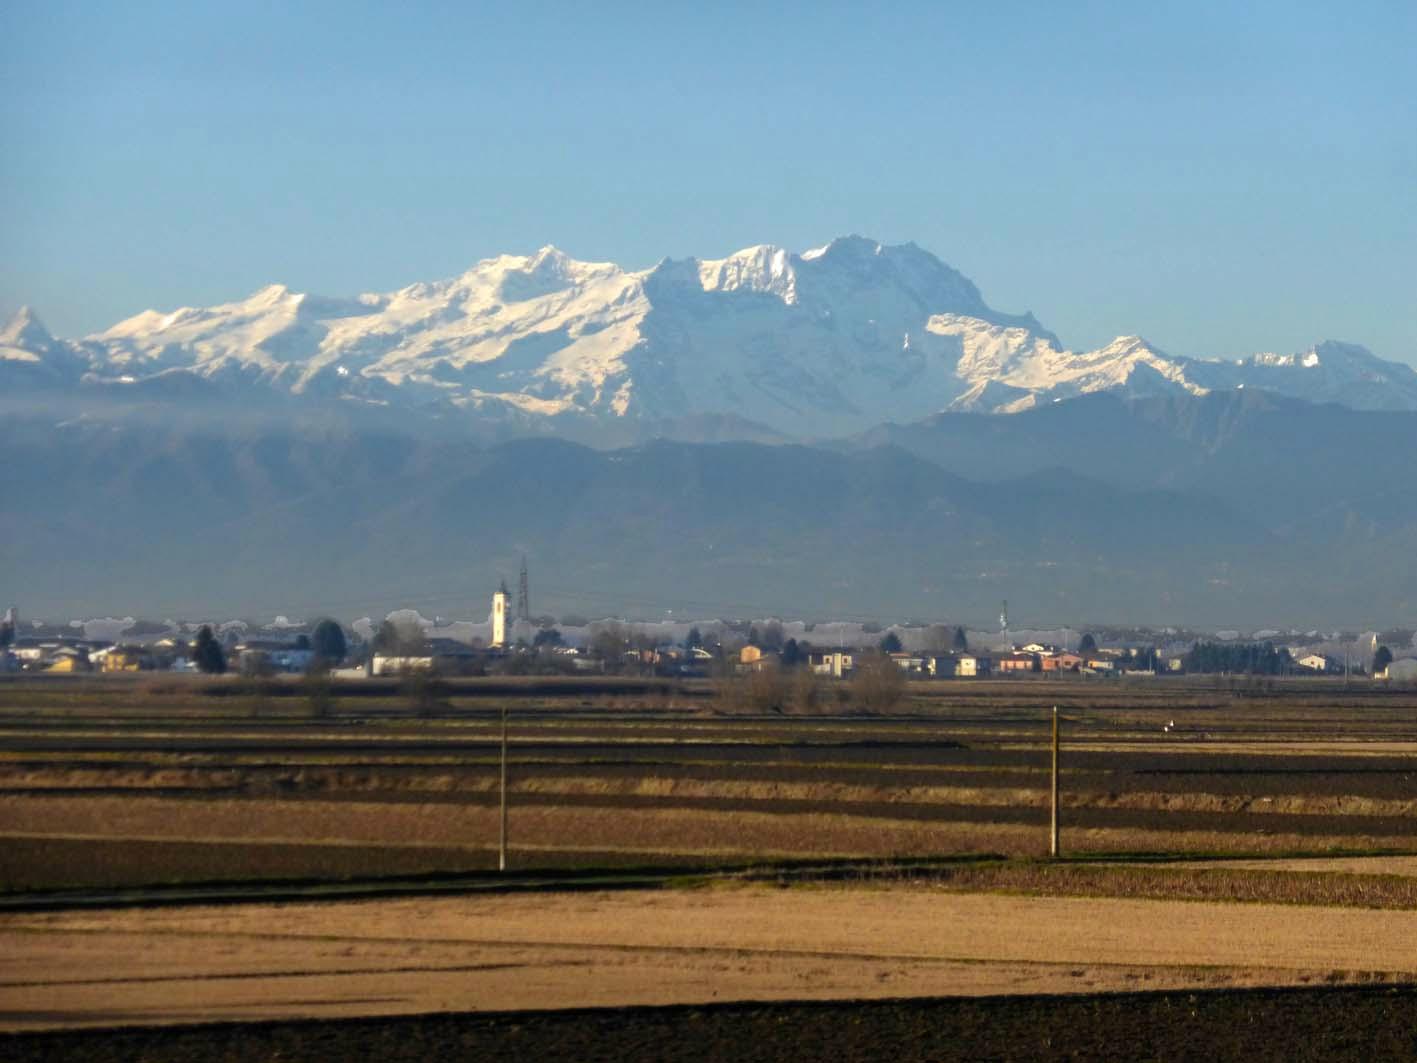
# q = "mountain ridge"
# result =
<box><xmin>6</xmin><ymin>237</ymin><xmax>1415</xmax><ymax>438</ymax></box>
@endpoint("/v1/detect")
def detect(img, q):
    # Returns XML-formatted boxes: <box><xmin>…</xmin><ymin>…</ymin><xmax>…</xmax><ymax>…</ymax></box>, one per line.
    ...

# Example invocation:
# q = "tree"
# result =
<box><xmin>311</xmin><ymin>619</ymin><xmax>347</xmax><ymax>665</ymax></box>
<box><xmin>1374</xmin><ymin>645</ymin><xmax>1393</xmax><ymax>675</ymax></box>
<box><xmin>403</xmin><ymin>669</ymin><xmax>448</xmax><ymax>717</ymax></box>
<box><xmin>375</xmin><ymin>618</ymin><xmax>425</xmax><ymax>656</ymax></box>
<box><xmin>747</xmin><ymin>625</ymin><xmax>761</xmax><ymax>647</ymax></box>
<box><xmin>589</xmin><ymin>622</ymin><xmax>630</xmax><ymax>667</ymax></box>
<box><xmin>921</xmin><ymin>625</ymin><xmax>951</xmax><ymax>654</ymax></box>
<box><xmin>533</xmin><ymin>627</ymin><xmax>563</xmax><ymax>650</ymax></box>
<box><xmin>852</xmin><ymin>652</ymin><xmax>906</xmax><ymax>714</ymax></box>
<box><xmin>684</xmin><ymin>627</ymin><xmax>703</xmax><ymax>651</ymax></box>
<box><xmin>303</xmin><ymin>667</ymin><xmax>335</xmax><ymax>718</ymax></box>
<box><xmin>879</xmin><ymin>631</ymin><xmax>903</xmax><ymax>654</ymax></box>
<box><xmin>1079</xmin><ymin>633</ymin><xmax>1097</xmax><ymax>654</ymax></box>
<box><xmin>780</xmin><ymin>638</ymin><xmax>803</xmax><ymax>669</ymax></box>
<box><xmin>717</xmin><ymin>661</ymin><xmax>791</xmax><ymax>715</ymax></box>
<box><xmin>373</xmin><ymin>620</ymin><xmax>399</xmax><ymax>653</ymax></box>
<box><xmin>952</xmin><ymin>626</ymin><xmax>969</xmax><ymax>652</ymax></box>
<box><xmin>192</xmin><ymin>625</ymin><xmax>226</xmax><ymax>674</ymax></box>
<box><xmin>759</xmin><ymin>621</ymin><xmax>785</xmax><ymax>652</ymax></box>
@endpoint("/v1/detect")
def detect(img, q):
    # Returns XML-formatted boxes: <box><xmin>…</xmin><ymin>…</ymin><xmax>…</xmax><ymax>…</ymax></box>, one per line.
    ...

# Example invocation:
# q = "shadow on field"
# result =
<box><xmin>4</xmin><ymin>985</ymin><xmax>1415</xmax><ymax>1062</ymax></box>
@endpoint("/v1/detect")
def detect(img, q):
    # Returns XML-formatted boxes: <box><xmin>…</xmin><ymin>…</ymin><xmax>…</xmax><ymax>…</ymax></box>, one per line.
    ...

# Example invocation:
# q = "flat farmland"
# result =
<box><xmin>3</xmin><ymin>676</ymin><xmax>1417</xmax><ymax>891</ymax></box>
<box><xmin>4</xmin><ymin>675</ymin><xmax>1417</xmax><ymax>1058</ymax></box>
<box><xmin>6</xmin><ymin>886</ymin><xmax>1417</xmax><ymax>1032</ymax></box>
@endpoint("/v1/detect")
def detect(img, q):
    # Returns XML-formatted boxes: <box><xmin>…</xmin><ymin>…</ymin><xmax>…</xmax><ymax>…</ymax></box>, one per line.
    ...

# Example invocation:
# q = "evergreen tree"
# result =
<box><xmin>192</xmin><ymin>625</ymin><xmax>226</xmax><ymax>674</ymax></box>
<box><xmin>684</xmin><ymin>627</ymin><xmax>703</xmax><ymax>651</ymax></box>
<box><xmin>759</xmin><ymin>621</ymin><xmax>785</xmax><ymax>652</ymax></box>
<box><xmin>1374</xmin><ymin>645</ymin><xmax>1393</xmax><ymax>674</ymax></box>
<box><xmin>879</xmin><ymin>631</ymin><xmax>903</xmax><ymax>654</ymax></box>
<box><xmin>1079</xmin><ymin>633</ymin><xmax>1098</xmax><ymax>654</ymax></box>
<box><xmin>373</xmin><ymin>620</ymin><xmax>399</xmax><ymax>653</ymax></box>
<box><xmin>952</xmin><ymin>626</ymin><xmax>968</xmax><ymax>652</ymax></box>
<box><xmin>311</xmin><ymin>619</ymin><xmax>347</xmax><ymax>664</ymax></box>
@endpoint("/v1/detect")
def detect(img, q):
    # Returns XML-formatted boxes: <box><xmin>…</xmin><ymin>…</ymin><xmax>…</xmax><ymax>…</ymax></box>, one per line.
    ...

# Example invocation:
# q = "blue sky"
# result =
<box><xmin>2</xmin><ymin>1</ymin><xmax>1414</xmax><ymax>364</ymax></box>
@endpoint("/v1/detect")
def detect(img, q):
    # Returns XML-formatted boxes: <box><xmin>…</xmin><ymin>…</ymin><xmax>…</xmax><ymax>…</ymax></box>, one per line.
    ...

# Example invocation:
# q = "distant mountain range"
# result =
<box><xmin>5</xmin><ymin>237</ymin><xmax>1417</xmax><ymax>441</ymax></box>
<box><xmin>5</xmin><ymin>239</ymin><xmax>1414</xmax><ymax>624</ymax></box>
<box><xmin>3</xmin><ymin>390</ymin><xmax>1412</xmax><ymax>625</ymax></box>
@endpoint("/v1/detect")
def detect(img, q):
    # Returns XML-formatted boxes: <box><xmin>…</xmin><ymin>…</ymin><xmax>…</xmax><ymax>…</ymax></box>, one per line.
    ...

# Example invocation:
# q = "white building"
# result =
<box><xmin>491</xmin><ymin>587</ymin><xmax>508</xmax><ymax>648</ymax></box>
<box><xmin>807</xmin><ymin>650</ymin><xmax>854</xmax><ymax>678</ymax></box>
<box><xmin>1380</xmin><ymin>659</ymin><xmax>1417</xmax><ymax>682</ymax></box>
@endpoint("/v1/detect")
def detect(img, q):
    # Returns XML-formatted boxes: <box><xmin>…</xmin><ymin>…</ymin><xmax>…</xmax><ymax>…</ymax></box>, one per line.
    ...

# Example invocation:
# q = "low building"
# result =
<box><xmin>1297</xmin><ymin>654</ymin><xmax>1330</xmax><ymax>673</ymax></box>
<box><xmin>926</xmin><ymin>653</ymin><xmax>991</xmax><ymax>678</ymax></box>
<box><xmin>738</xmin><ymin>645</ymin><xmax>778</xmax><ymax>673</ymax></box>
<box><xmin>996</xmin><ymin>652</ymin><xmax>1039</xmax><ymax>674</ymax></box>
<box><xmin>45</xmin><ymin>647</ymin><xmax>92</xmax><ymax>673</ymax></box>
<box><xmin>372</xmin><ymin>654</ymin><xmax>435</xmax><ymax>675</ymax></box>
<box><xmin>807</xmin><ymin>650</ymin><xmax>854</xmax><ymax>678</ymax></box>
<box><xmin>101</xmin><ymin>645</ymin><xmax>153</xmax><ymax>672</ymax></box>
<box><xmin>1041</xmin><ymin>652</ymin><xmax>1084</xmax><ymax>672</ymax></box>
<box><xmin>372</xmin><ymin>638</ymin><xmax>483</xmax><ymax>676</ymax></box>
<box><xmin>889</xmin><ymin>652</ymin><xmax>927</xmax><ymax>674</ymax></box>
<box><xmin>235</xmin><ymin>639</ymin><xmax>315</xmax><ymax>675</ymax></box>
<box><xmin>1380</xmin><ymin>658</ymin><xmax>1417</xmax><ymax>683</ymax></box>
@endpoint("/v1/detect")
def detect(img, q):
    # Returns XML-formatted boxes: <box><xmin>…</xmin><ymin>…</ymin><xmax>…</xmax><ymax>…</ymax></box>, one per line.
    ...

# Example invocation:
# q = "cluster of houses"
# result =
<box><xmin>0</xmin><ymin>633</ymin><xmax>323</xmax><ymax>676</ymax></box>
<box><xmin>4</xmin><ymin>595</ymin><xmax>1413</xmax><ymax>682</ymax></box>
<box><xmin>785</xmin><ymin>644</ymin><xmax>1155</xmax><ymax>679</ymax></box>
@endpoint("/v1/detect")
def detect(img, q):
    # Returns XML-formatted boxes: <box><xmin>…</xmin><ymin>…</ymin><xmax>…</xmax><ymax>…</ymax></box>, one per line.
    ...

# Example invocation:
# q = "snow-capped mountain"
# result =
<box><xmin>6</xmin><ymin>237</ymin><xmax>1416</xmax><ymax>436</ymax></box>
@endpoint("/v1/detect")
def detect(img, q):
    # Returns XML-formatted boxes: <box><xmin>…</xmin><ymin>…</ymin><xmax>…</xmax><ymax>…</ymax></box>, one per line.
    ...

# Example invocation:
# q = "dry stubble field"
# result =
<box><xmin>2</xmin><ymin>675</ymin><xmax>1417</xmax><ymax>1059</ymax></box>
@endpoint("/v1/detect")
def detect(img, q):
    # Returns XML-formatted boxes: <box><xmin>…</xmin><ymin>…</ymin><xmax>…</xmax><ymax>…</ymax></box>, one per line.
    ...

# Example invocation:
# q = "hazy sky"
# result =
<box><xmin>3</xmin><ymin>1</ymin><xmax>1414</xmax><ymax>364</ymax></box>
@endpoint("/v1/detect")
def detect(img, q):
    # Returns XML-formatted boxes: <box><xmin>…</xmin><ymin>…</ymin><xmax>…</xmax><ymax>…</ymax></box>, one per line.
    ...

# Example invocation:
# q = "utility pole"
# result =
<box><xmin>499</xmin><ymin>706</ymin><xmax>509</xmax><ymax>872</ymax></box>
<box><xmin>1050</xmin><ymin>705</ymin><xmax>1061</xmax><ymax>858</ymax></box>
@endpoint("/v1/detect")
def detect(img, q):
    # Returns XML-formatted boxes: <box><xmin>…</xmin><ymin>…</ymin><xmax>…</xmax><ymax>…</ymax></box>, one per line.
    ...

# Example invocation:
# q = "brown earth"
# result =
<box><xmin>10</xmin><ymin>987</ymin><xmax>1417</xmax><ymax>1063</ymax></box>
<box><xmin>4</xmin><ymin>885</ymin><xmax>1417</xmax><ymax>1032</ymax></box>
<box><xmin>3</xmin><ymin>684</ymin><xmax>1417</xmax><ymax>890</ymax></box>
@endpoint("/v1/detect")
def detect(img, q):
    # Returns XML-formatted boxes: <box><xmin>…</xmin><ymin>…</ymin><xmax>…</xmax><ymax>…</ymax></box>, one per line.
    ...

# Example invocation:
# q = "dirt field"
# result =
<box><xmin>4</xmin><ymin>884</ymin><xmax>1417</xmax><ymax>1032</ymax></box>
<box><xmin>3</xmin><ymin>677</ymin><xmax>1417</xmax><ymax>891</ymax></box>
<box><xmin>4</xmin><ymin>988</ymin><xmax>1416</xmax><ymax>1063</ymax></box>
<box><xmin>3</xmin><ymin>677</ymin><xmax>1416</xmax><ymax>1058</ymax></box>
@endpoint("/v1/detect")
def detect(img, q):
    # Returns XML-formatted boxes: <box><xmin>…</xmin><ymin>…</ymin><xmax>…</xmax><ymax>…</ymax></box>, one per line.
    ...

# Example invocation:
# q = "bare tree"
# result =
<box><xmin>851</xmin><ymin>651</ymin><xmax>906</xmax><ymax>714</ymax></box>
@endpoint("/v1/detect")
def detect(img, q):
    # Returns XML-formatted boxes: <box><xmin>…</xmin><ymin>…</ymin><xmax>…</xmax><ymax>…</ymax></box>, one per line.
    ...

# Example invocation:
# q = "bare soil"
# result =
<box><xmin>3</xmin><ymin>886</ymin><xmax>1416</xmax><ymax>1032</ymax></box>
<box><xmin>6</xmin><ymin>987</ymin><xmax>1417</xmax><ymax>1063</ymax></box>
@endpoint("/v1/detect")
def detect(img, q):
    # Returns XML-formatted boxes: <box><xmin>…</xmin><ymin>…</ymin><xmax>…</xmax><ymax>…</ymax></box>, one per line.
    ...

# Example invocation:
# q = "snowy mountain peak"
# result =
<box><xmin>1</xmin><ymin>305</ymin><xmax>52</xmax><ymax>348</ymax></box>
<box><xmin>7</xmin><ymin>239</ymin><xmax>1417</xmax><ymax>433</ymax></box>
<box><xmin>697</xmin><ymin>244</ymin><xmax>798</xmax><ymax>303</ymax></box>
